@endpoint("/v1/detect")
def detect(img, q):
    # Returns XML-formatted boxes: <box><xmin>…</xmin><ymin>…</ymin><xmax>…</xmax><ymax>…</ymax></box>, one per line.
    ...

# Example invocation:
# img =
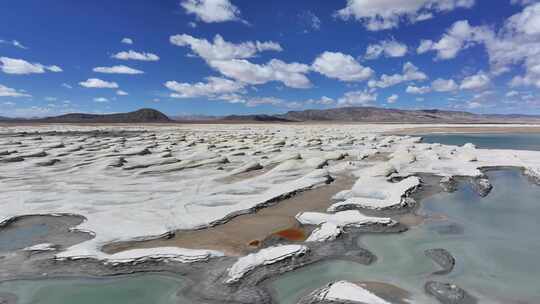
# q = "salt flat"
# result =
<box><xmin>1</xmin><ymin>123</ymin><xmax>540</xmax><ymax>266</ymax></box>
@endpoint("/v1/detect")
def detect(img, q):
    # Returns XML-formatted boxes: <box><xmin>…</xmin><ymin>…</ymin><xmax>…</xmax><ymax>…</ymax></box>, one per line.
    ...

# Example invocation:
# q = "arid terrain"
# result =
<box><xmin>1</xmin><ymin>123</ymin><xmax>540</xmax><ymax>303</ymax></box>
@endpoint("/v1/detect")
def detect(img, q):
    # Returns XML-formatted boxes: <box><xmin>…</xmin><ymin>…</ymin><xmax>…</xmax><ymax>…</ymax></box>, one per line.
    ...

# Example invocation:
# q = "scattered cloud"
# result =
<box><xmin>111</xmin><ymin>50</ymin><xmax>159</xmax><ymax>61</ymax></box>
<box><xmin>0</xmin><ymin>39</ymin><xmax>27</xmax><ymax>49</ymax></box>
<box><xmin>312</xmin><ymin>51</ymin><xmax>374</xmax><ymax>82</ymax></box>
<box><xmin>416</xmin><ymin>20</ymin><xmax>490</xmax><ymax>60</ymax></box>
<box><xmin>387</xmin><ymin>94</ymin><xmax>399</xmax><ymax>103</ymax></box>
<box><xmin>459</xmin><ymin>71</ymin><xmax>490</xmax><ymax>90</ymax></box>
<box><xmin>368</xmin><ymin>62</ymin><xmax>427</xmax><ymax>88</ymax></box>
<box><xmin>246</xmin><ymin>96</ymin><xmax>284</xmax><ymax>107</ymax></box>
<box><xmin>511</xmin><ymin>0</ymin><xmax>536</xmax><ymax>5</ymax></box>
<box><xmin>0</xmin><ymin>57</ymin><xmax>62</xmax><ymax>74</ymax></box>
<box><xmin>299</xmin><ymin>11</ymin><xmax>321</xmax><ymax>32</ymax></box>
<box><xmin>506</xmin><ymin>90</ymin><xmax>519</xmax><ymax>97</ymax></box>
<box><xmin>0</xmin><ymin>106</ymin><xmax>53</xmax><ymax>117</ymax></box>
<box><xmin>419</xmin><ymin>3</ymin><xmax>540</xmax><ymax>86</ymax></box>
<box><xmin>336</xmin><ymin>0</ymin><xmax>475</xmax><ymax>31</ymax></box>
<box><xmin>121</xmin><ymin>37</ymin><xmax>133</xmax><ymax>44</ymax></box>
<box><xmin>93</xmin><ymin>65</ymin><xmax>144</xmax><ymax>74</ymax></box>
<box><xmin>365</xmin><ymin>39</ymin><xmax>408</xmax><ymax>59</ymax></box>
<box><xmin>170</xmin><ymin>34</ymin><xmax>309</xmax><ymax>89</ymax></box>
<box><xmin>337</xmin><ymin>89</ymin><xmax>377</xmax><ymax>106</ymax></box>
<box><xmin>464</xmin><ymin>90</ymin><xmax>496</xmax><ymax>109</ymax></box>
<box><xmin>406</xmin><ymin>85</ymin><xmax>431</xmax><ymax>94</ymax></box>
<box><xmin>170</xmin><ymin>34</ymin><xmax>282</xmax><ymax>61</ymax></box>
<box><xmin>208</xmin><ymin>58</ymin><xmax>312</xmax><ymax>88</ymax></box>
<box><xmin>305</xmin><ymin>96</ymin><xmax>335</xmax><ymax>105</ymax></box>
<box><xmin>165</xmin><ymin>76</ymin><xmax>246</xmax><ymax>99</ymax></box>
<box><xmin>93</xmin><ymin>97</ymin><xmax>109</xmax><ymax>103</ymax></box>
<box><xmin>431</xmin><ymin>78</ymin><xmax>458</xmax><ymax>92</ymax></box>
<box><xmin>116</xmin><ymin>90</ymin><xmax>129</xmax><ymax>96</ymax></box>
<box><xmin>0</xmin><ymin>84</ymin><xmax>31</xmax><ymax>97</ymax></box>
<box><xmin>79</xmin><ymin>78</ymin><xmax>119</xmax><ymax>89</ymax></box>
<box><xmin>181</xmin><ymin>0</ymin><xmax>243</xmax><ymax>23</ymax></box>
<box><xmin>61</xmin><ymin>83</ymin><xmax>73</xmax><ymax>89</ymax></box>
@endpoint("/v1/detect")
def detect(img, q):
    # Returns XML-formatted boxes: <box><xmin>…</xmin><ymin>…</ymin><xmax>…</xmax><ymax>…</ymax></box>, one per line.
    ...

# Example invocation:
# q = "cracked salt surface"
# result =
<box><xmin>1</xmin><ymin>124</ymin><xmax>540</xmax><ymax>266</ymax></box>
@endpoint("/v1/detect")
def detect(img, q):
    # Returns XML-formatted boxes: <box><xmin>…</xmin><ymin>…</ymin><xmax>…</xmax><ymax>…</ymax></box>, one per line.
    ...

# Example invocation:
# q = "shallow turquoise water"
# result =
<box><xmin>0</xmin><ymin>222</ymin><xmax>48</xmax><ymax>252</ymax></box>
<box><xmin>0</xmin><ymin>274</ymin><xmax>191</xmax><ymax>304</ymax></box>
<box><xmin>421</xmin><ymin>133</ymin><xmax>540</xmax><ymax>151</ymax></box>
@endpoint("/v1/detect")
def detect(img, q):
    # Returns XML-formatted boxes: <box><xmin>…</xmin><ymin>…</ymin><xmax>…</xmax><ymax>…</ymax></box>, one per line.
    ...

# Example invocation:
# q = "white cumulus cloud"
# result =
<box><xmin>406</xmin><ymin>85</ymin><xmax>431</xmax><ymax>94</ymax></box>
<box><xmin>0</xmin><ymin>57</ymin><xmax>62</xmax><ymax>74</ymax></box>
<box><xmin>365</xmin><ymin>39</ymin><xmax>408</xmax><ymax>59</ymax></box>
<box><xmin>79</xmin><ymin>78</ymin><xmax>119</xmax><ymax>89</ymax></box>
<box><xmin>181</xmin><ymin>0</ymin><xmax>243</xmax><ymax>23</ymax></box>
<box><xmin>111</xmin><ymin>50</ymin><xmax>159</xmax><ymax>61</ymax></box>
<box><xmin>368</xmin><ymin>62</ymin><xmax>427</xmax><ymax>88</ymax></box>
<box><xmin>165</xmin><ymin>76</ymin><xmax>246</xmax><ymax>99</ymax></box>
<box><xmin>209</xmin><ymin>58</ymin><xmax>312</xmax><ymax>89</ymax></box>
<box><xmin>460</xmin><ymin>71</ymin><xmax>491</xmax><ymax>90</ymax></box>
<box><xmin>312</xmin><ymin>51</ymin><xmax>374</xmax><ymax>82</ymax></box>
<box><xmin>93</xmin><ymin>65</ymin><xmax>144</xmax><ymax>74</ymax></box>
<box><xmin>336</xmin><ymin>0</ymin><xmax>475</xmax><ymax>31</ymax></box>
<box><xmin>93</xmin><ymin>97</ymin><xmax>109</xmax><ymax>103</ymax></box>
<box><xmin>0</xmin><ymin>84</ymin><xmax>30</xmax><ymax>97</ymax></box>
<box><xmin>431</xmin><ymin>78</ymin><xmax>458</xmax><ymax>92</ymax></box>
<box><xmin>121</xmin><ymin>38</ymin><xmax>133</xmax><ymax>44</ymax></box>
<box><xmin>416</xmin><ymin>20</ymin><xmax>490</xmax><ymax>60</ymax></box>
<box><xmin>170</xmin><ymin>34</ymin><xmax>282</xmax><ymax>61</ymax></box>
<box><xmin>387</xmin><ymin>94</ymin><xmax>399</xmax><ymax>103</ymax></box>
<box><xmin>337</xmin><ymin>90</ymin><xmax>377</xmax><ymax>106</ymax></box>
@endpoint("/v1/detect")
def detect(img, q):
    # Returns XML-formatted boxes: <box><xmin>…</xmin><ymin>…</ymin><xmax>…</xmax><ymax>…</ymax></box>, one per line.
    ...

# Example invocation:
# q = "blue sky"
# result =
<box><xmin>1</xmin><ymin>0</ymin><xmax>540</xmax><ymax>117</ymax></box>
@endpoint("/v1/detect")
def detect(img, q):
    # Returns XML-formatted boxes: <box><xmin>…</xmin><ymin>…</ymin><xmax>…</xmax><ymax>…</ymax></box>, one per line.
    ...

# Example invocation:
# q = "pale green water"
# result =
<box><xmin>269</xmin><ymin>169</ymin><xmax>540</xmax><ymax>303</ymax></box>
<box><xmin>0</xmin><ymin>223</ymin><xmax>48</xmax><ymax>252</ymax></box>
<box><xmin>0</xmin><ymin>274</ymin><xmax>192</xmax><ymax>304</ymax></box>
<box><xmin>270</xmin><ymin>170</ymin><xmax>540</xmax><ymax>304</ymax></box>
<box><xmin>421</xmin><ymin>133</ymin><xmax>540</xmax><ymax>151</ymax></box>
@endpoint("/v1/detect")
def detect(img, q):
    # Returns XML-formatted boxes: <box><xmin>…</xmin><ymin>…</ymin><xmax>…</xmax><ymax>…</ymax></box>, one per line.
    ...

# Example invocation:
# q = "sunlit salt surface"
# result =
<box><xmin>0</xmin><ymin>274</ymin><xmax>191</xmax><ymax>304</ymax></box>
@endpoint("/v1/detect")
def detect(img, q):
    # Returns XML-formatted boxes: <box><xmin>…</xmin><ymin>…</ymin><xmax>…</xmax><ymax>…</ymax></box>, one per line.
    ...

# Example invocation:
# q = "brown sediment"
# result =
<box><xmin>273</xmin><ymin>227</ymin><xmax>306</xmax><ymax>241</ymax></box>
<box><xmin>103</xmin><ymin>175</ymin><xmax>355</xmax><ymax>256</ymax></box>
<box><xmin>391</xmin><ymin>126</ymin><xmax>540</xmax><ymax>135</ymax></box>
<box><xmin>398</xmin><ymin>213</ymin><xmax>424</xmax><ymax>227</ymax></box>
<box><xmin>357</xmin><ymin>281</ymin><xmax>411</xmax><ymax>304</ymax></box>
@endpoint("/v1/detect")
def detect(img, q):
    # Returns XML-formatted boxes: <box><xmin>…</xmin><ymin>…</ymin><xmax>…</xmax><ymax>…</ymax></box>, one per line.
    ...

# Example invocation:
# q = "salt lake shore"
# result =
<box><xmin>1</xmin><ymin>123</ymin><xmax>540</xmax><ymax>304</ymax></box>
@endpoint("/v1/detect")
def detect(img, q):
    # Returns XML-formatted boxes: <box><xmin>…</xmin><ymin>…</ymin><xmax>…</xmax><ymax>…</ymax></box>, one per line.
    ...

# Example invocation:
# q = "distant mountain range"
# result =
<box><xmin>224</xmin><ymin>107</ymin><xmax>540</xmax><ymax>123</ymax></box>
<box><xmin>275</xmin><ymin>107</ymin><xmax>540</xmax><ymax>123</ymax></box>
<box><xmin>0</xmin><ymin>109</ymin><xmax>171</xmax><ymax>123</ymax></box>
<box><xmin>2</xmin><ymin>107</ymin><xmax>540</xmax><ymax>124</ymax></box>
